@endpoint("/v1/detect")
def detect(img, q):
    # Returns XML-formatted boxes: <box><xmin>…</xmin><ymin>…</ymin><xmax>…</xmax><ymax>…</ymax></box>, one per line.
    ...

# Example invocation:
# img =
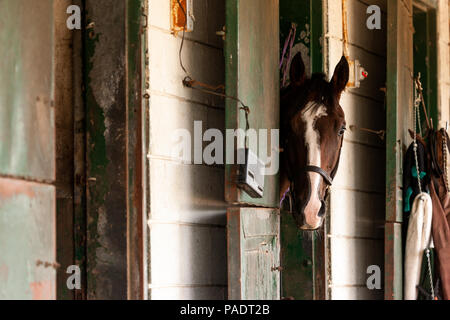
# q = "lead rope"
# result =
<box><xmin>413</xmin><ymin>76</ymin><xmax>435</xmax><ymax>300</ymax></box>
<box><xmin>413</xmin><ymin>81</ymin><xmax>422</xmax><ymax>194</ymax></box>
<box><xmin>279</xmin><ymin>24</ymin><xmax>297</xmax><ymax>210</ymax></box>
<box><xmin>279</xmin><ymin>23</ymin><xmax>297</xmax><ymax>88</ymax></box>
<box><xmin>442</xmin><ymin>133</ymin><xmax>449</xmax><ymax>193</ymax></box>
<box><xmin>426</xmin><ymin>248</ymin><xmax>435</xmax><ymax>299</ymax></box>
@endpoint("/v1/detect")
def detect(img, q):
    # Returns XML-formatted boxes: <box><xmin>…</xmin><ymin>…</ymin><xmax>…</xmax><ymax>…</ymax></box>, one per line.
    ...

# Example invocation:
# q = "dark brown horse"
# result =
<box><xmin>280</xmin><ymin>53</ymin><xmax>349</xmax><ymax>231</ymax></box>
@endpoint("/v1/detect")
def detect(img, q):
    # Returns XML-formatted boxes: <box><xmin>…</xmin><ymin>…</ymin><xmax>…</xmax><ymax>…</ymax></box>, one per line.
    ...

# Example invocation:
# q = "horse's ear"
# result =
<box><xmin>331</xmin><ymin>56</ymin><xmax>349</xmax><ymax>96</ymax></box>
<box><xmin>289</xmin><ymin>53</ymin><xmax>306</xmax><ymax>87</ymax></box>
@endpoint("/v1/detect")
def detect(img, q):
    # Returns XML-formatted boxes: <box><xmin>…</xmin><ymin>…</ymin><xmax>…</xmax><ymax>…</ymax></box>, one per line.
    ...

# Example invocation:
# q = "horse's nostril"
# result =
<box><xmin>318</xmin><ymin>200</ymin><xmax>326</xmax><ymax>217</ymax></box>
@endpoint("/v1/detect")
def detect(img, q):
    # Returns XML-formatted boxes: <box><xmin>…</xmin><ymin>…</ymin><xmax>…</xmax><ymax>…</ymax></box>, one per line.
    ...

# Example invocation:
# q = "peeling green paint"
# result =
<box><xmin>0</xmin><ymin>0</ymin><xmax>55</xmax><ymax>180</ymax></box>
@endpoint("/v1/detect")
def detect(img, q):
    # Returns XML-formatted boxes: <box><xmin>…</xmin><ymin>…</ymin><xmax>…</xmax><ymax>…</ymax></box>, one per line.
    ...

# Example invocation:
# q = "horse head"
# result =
<box><xmin>280</xmin><ymin>53</ymin><xmax>349</xmax><ymax>231</ymax></box>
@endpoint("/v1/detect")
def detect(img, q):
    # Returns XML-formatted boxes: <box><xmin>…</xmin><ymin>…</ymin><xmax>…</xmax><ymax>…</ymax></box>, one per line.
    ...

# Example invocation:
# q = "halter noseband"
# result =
<box><xmin>304</xmin><ymin>165</ymin><xmax>333</xmax><ymax>186</ymax></box>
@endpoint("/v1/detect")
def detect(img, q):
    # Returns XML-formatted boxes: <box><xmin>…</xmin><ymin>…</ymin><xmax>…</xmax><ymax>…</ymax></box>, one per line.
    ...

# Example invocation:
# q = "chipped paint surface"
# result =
<box><xmin>30</xmin><ymin>281</ymin><xmax>55</xmax><ymax>300</ymax></box>
<box><xmin>0</xmin><ymin>178</ymin><xmax>56</xmax><ymax>300</ymax></box>
<box><xmin>0</xmin><ymin>0</ymin><xmax>56</xmax><ymax>300</ymax></box>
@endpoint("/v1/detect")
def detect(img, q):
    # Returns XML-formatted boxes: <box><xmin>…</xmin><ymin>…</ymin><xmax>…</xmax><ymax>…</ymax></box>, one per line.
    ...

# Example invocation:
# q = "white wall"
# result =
<box><xmin>324</xmin><ymin>0</ymin><xmax>387</xmax><ymax>300</ymax></box>
<box><xmin>147</xmin><ymin>0</ymin><xmax>228</xmax><ymax>300</ymax></box>
<box><xmin>437</xmin><ymin>0</ymin><xmax>449</xmax><ymax>128</ymax></box>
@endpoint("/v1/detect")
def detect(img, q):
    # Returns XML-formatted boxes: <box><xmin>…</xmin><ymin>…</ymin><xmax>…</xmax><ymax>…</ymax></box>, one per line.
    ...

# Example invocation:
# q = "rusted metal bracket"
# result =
<box><xmin>271</xmin><ymin>266</ymin><xmax>283</xmax><ymax>272</ymax></box>
<box><xmin>349</xmin><ymin>125</ymin><xmax>386</xmax><ymax>141</ymax></box>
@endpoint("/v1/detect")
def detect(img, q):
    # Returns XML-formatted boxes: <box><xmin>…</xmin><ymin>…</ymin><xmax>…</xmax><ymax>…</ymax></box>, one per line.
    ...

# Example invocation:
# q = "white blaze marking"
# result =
<box><xmin>301</xmin><ymin>102</ymin><xmax>327</xmax><ymax>226</ymax></box>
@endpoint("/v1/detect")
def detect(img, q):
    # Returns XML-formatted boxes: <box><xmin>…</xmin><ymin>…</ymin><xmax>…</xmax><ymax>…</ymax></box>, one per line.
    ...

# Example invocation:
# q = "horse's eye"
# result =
<box><xmin>338</xmin><ymin>126</ymin><xmax>346</xmax><ymax>136</ymax></box>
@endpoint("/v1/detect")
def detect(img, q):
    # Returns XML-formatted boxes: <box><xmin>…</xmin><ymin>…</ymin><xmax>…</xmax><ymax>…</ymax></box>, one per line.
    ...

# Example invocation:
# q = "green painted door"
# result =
<box><xmin>224</xmin><ymin>0</ymin><xmax>280</xmax><ymax>208</ymax></box>
<box><xmin>227</xmin><ymin>208</ymin><xmax>280</xmax><ymax>300</ymax></box>
<box><xmin>0</xmin><ymin>0</ymin><xmax>56</xmax><ymax>299</ymax></box>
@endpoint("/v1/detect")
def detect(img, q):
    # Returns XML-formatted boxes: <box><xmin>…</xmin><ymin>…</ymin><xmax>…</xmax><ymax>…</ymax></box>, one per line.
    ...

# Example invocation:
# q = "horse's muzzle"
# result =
<box><xmin>296</xmin><ymin>199</ymin><xmax>326</xmax><ymax>231</ymax></box>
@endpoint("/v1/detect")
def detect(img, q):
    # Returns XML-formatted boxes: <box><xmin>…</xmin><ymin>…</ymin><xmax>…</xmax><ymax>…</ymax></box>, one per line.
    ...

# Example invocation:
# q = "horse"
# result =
<box><xmin>280</xmin><ymin>53</ymin><xmax>349</xmax><ymax>231</ymax></box>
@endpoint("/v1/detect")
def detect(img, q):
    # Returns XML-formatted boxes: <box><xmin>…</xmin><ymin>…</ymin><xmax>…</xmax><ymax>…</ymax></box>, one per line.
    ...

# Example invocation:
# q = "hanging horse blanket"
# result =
<box><xmin>404</xmin><ymin>192</ymin><xmax>433</xmax><ymax>300</ymax></box>
<box><xmin>403</xmin><ymin>140</ymin><xmax>429</xmax><ymax>264</ymax></box>
<box><xmin>429</xmin><ymin>181</ymin><xmax>450</xmax><ymax>300</ymax></box>
<box><xmin>428</xmin><ymin>129</ymin><xmax>450</xmax><ymax>300</ymax></box>
<box><xmin>403</xmin><ymin>140</ymin><xmax>429</xmax><ymax>215</ymax></box>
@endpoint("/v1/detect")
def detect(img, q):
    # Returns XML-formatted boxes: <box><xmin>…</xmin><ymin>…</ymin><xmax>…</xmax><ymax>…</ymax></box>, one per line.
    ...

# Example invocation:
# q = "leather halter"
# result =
<box><xmin>283</xmin><ymin>134</ymin><xmax>344</xmax><ymax>209</ymax></box>
<box><xmin>280</xmin><ymin>135</ymin><xmax>344</xmax><ymax>214</ymax></box>
<box><xmin>305</xmin><ymin>165</ymin><xmax>333</xmax><ymax>185</ymax></box>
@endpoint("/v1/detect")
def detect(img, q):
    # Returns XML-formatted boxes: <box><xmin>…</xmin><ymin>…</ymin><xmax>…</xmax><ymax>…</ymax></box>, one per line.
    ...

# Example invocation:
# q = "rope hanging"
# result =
<box><xmin>412</xmin><ymin>74</ymin><xmax>435</xmax><ymax>300</ymax></box>
<box><xmin>279</xmin><ymin>23</ymin><xmax>297</xmax><ymax>88</ymax></box>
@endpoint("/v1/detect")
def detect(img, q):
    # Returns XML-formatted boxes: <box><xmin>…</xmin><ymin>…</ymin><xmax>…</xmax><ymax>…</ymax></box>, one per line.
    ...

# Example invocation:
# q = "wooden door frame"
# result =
<box><xmin>80</xmin><ymin>0</ymin><xmax>147</xmax><ymax>300</ymax></box>
<box><xmin>412</xmin><ymin>1</ymin><xmax>438</xmax><ymax>129</ymax></box>
<box><xmin>385</xmin><ymin>0</ymin><xmax>439</xmax><ymax>300</ymax></box>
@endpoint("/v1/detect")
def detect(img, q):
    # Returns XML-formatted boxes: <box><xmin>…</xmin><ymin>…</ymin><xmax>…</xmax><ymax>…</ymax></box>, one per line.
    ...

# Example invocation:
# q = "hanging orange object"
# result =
<box><xmin>171</xmin><ymin>0</ymin><xmax>194</xmax><ymax>35</ymax></box>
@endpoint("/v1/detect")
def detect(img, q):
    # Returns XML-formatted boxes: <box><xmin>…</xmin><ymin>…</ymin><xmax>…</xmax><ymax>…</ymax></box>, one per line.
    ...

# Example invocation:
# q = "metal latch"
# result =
<box><xmin>271</xmin><ymin>266</ymin><xmax>283</xmax><ymax>272</ymax></box>
<box><xmin>237</xmin><ymin>148</ymin><xmax>265</xmax><ymax>198</ymax></box>
<box><xmin>216</xmin><ymin>26</ymin><xmax>226</xmax><ymax>40</ymax></box>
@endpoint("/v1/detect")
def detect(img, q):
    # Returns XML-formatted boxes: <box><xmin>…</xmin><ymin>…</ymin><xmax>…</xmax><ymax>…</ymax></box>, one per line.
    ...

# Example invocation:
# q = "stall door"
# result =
<box><xmin>0</xmin><ymin>0</ymin><xmax>56</xmax><ymax>299</ymax></box>
<box><xmin>227</xmin><ymin>208</ymin><xmax>280</xmax><ymax>300</ymax></box>
<box><xmin>225</xmin><ymin>0</ymin><xmax>281</xmax><ymax>300</ymax></box>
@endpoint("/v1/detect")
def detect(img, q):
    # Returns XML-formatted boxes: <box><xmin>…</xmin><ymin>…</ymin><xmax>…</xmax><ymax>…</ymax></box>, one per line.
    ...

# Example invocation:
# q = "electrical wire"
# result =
<box><xmin>175</xmin><ymin>0</ymin><xmax>251</xmax><ymax>132</ymax></box>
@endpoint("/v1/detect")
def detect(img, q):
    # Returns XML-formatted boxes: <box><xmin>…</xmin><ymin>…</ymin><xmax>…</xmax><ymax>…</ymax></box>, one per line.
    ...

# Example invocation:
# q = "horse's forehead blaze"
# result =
<box><xmin>300</xmin><ymin>102</ymin><xmax>328</xmax><ymax>166</ymax></box>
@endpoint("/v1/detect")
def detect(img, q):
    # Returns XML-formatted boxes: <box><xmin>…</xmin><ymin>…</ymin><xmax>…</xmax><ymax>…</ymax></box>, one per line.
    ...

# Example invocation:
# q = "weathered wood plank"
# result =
<box><xmin>384</xmin><ymin>222</ymin><xmax>403</xmax><ymax>300</ymax></box>
<box><xmin>227</xmin><ymin>208</ymin><xmax>280</xmax><ymax>300</ymax></box>
<box><xmin>385</xmin><ymin>0</ymin><xmax>414</xmax><ymax>300</ymax></box>
<box><xmin>225</xmin><ymin>0</ymin><xmax>280</xmax><ymax>208</ymax></box>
